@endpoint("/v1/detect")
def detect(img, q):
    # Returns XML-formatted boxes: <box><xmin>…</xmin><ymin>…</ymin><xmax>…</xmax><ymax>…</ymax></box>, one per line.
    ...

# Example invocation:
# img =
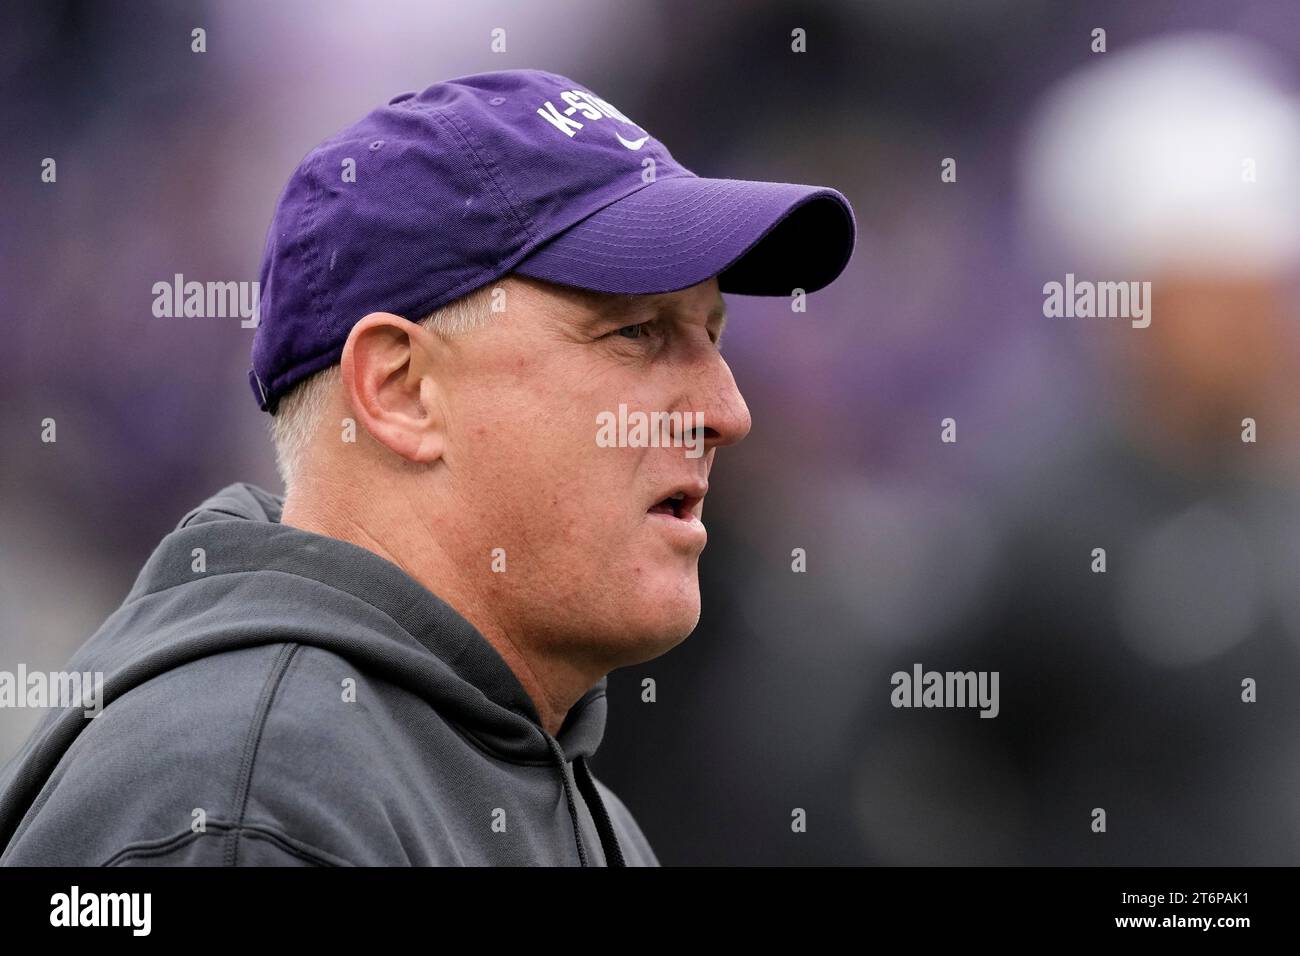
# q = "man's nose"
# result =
<box><xmin>693</xmin><ymin>353</ymin><xmax>752</xmax><ymax>451</ymax></box>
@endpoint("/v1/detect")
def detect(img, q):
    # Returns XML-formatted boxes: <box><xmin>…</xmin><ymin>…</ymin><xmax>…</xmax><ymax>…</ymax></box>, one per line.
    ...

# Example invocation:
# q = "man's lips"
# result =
<box><xmin>646</xmin><ymin>481</ymin><xmax>708</xmax><ymax>521</ymax></box>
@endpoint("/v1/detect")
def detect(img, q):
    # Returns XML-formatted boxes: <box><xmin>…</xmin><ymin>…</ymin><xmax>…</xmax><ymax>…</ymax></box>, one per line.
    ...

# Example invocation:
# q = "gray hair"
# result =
<box><xmin>268</xmin><ymin>283</ymin><xmax>499</xmax><ymax>490</ymax></box>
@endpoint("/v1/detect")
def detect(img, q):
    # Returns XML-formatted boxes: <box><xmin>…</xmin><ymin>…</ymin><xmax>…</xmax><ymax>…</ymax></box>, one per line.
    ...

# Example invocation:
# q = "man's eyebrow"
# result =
<box><xmin>580</xmin><ymin>291</ymin><xmax>648</xmax><ymax>325</ymax></box>
<box><xmin>580</xmin><ymin>291</ymin><xmax>728</xmax><ymax>337</ymax></box>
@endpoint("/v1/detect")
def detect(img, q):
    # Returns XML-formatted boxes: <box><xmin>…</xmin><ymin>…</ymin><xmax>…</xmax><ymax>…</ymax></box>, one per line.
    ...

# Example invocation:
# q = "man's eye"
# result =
<box><xmin>615</xmin><ymin>323</ymin><xmax>645</xmax><ymax>339</ymax></box>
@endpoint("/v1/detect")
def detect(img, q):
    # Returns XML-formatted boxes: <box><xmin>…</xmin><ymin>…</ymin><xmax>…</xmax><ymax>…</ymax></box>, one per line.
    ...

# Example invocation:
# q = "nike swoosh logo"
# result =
<box><xmin>614</xmin><ymin>131</ymin><xmax>650</xmax><ymax>150</ymax></box>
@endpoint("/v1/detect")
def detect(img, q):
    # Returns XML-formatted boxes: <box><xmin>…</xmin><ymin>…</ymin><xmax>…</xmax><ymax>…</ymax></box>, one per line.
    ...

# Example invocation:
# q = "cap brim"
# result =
<box><xmin>510</xmin><ymin>175</ymin><xmax>856</xmax><ymax>296</ymax></box>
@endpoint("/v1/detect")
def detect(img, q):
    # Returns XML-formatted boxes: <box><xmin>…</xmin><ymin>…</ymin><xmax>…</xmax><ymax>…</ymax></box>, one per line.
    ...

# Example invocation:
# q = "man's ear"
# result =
<box><xmin>339</xmin><ymin>312</ymin><xmax>444</xmax><ymax>464</ymax></box>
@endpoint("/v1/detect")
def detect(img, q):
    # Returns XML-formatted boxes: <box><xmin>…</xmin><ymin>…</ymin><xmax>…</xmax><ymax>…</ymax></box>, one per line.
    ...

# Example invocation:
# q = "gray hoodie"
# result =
<box><xmin>0</xmin><ymin>483</ymin><xmax>658</xmax><ymax>866</ymax></box>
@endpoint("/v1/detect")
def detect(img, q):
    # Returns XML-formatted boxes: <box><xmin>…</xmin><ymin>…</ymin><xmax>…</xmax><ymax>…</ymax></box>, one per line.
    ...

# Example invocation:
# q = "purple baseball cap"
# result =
<box><xmin>250</xmin><ymin>68</ymin><xmax>856</xmax><ymax>413</ymax></box>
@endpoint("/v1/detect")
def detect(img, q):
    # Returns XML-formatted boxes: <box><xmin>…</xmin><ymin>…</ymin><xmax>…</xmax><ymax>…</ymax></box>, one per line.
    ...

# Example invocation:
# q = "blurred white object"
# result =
<box><xmin>1021</xmin><ymin>32</ymin><xmax>1300</xmax><ymax>275</ymax></box>
<box><xmin>1117</xmin><ymin>503</ymin><xmax>1263</xmax><ymax>667</ymax></box>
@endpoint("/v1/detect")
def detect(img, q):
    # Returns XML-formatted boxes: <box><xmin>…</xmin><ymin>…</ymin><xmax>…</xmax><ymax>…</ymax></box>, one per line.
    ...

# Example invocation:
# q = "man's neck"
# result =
<box><xmin>280</xmin><ymin>486</ymin><xmax>591</xmax><ymax>737</ymax></box>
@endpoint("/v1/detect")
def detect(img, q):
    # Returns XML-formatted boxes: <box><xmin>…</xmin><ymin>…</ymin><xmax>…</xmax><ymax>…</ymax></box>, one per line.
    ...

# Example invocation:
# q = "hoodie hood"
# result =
<box><xmin>0</xmin><ymin>482</ymin><xmax>628</xmax><ymax>866</ymax></box>
<box><xmin>162</xmin><ymin>482</ymin><xmax>610</xmax><ymax>762</ymax></box>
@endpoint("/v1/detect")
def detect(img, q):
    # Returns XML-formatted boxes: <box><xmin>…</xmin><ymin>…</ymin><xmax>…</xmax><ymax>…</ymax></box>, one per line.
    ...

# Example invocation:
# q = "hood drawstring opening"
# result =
<box><xmin>542</xmin><ymin>734</ymin><xmax>625</xmax><ymax>867</ymax></box>
<box><xmin>543</xmin><ymin>733</ymin><xmax>589</xmax><ymax>866</ymax></box>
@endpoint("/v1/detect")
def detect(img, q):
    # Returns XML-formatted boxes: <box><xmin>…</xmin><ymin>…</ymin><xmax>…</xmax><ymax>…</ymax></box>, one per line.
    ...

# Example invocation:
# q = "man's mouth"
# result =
<box><xmin>648</xmin><ymin>492</ymin><xmax>688</xmax><ymax>519</ymax></box>
<box><xmin>646</xmin><ymin>484</ymin><xmax>707</xmax><ymax>521</ymax></box>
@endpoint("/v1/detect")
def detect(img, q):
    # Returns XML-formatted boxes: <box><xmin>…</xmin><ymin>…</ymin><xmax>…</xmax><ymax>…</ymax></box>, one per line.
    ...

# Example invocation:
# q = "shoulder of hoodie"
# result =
<box><xmin>22</xmin><ymin>641</ymin><xmax>462</xmax><ymax>866</ymax></box>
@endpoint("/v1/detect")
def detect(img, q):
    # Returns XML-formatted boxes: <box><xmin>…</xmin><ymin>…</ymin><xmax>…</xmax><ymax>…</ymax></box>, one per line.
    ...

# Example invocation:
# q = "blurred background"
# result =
<box><xmin>4</xmin><ymin>0</ymin><xmax>1300</xmax><ymax>864</ymax></box>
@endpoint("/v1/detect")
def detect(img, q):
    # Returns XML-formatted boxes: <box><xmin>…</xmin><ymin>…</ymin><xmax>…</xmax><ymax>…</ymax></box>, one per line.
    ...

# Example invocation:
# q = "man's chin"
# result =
<box><xmin>620</xmin><ymin>587</ymin><xmax>702</xmax><ymax>659</ymax></box>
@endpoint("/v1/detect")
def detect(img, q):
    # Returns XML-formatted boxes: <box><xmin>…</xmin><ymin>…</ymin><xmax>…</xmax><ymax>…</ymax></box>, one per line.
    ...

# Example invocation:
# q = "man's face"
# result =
<box><xmin>429</xmin><ymin>274</ymin><xmax>751</xmax><ymax>668</ymax></box>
